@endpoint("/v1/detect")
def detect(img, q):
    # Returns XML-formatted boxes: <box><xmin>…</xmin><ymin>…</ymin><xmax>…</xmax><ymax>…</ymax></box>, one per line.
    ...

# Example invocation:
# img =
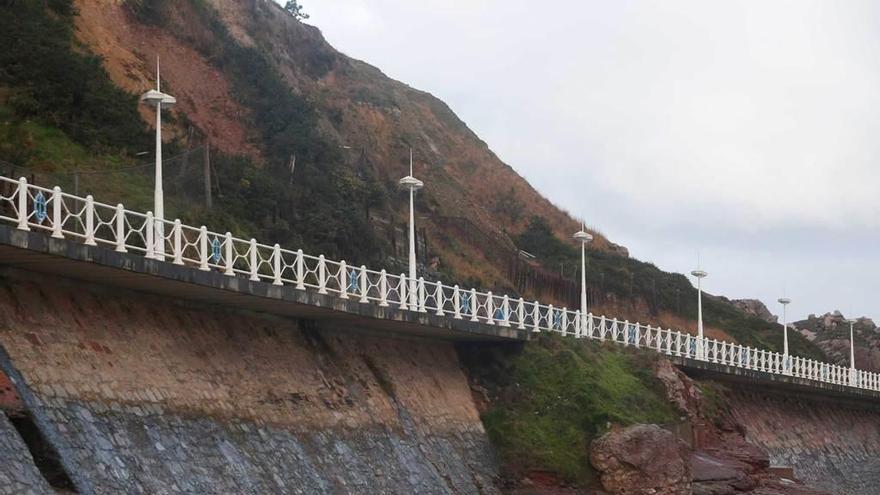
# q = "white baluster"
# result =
<box><xmin>295</xmin><ymin>249</ymin><xmax>305</xmax><ymax>290</ymax></box>
<box><xmin>84</xmin><ymin>195</ymin><xmax>97</xmax><ymax>246</ymax></box>
<box><xmin>532</xmin><ymin>302</ymin><xmax>540</xmax><ymax>333</ymax></box>
<box><xmin>317</xmin><ymin>255</ymin><xmax>328</xmax><ymax>294</ymax></box>
<box><xmin>272</xmin><ymin>244</ymin><xmax>283</xmax><ymax>286</ymax></box>
<box><xmin>453</xmin><ymin>285</ymin><xmax>461</xmax><ymax>319</ymax></box>
<box><xmin>574</xmin><ymin>310</ymin><xmax>582</xmax><ymax>337</ymax></box>
<box><xmin>114</xmin><ymin>204</ymin><xmax>126</xmax><ymax>252</ymax></box>
<box><xmin>470</xmin><ymin>289</ymin><xmax>479</xmax><ymax>322</ymax></box>
<box><xmin>172</xmin><ymin>220</ymin><xmax>184</xmax><ymax>265</ymax></box>
<box><xmin>547</xmin><ymin>304</ymin><xmax>554</xmax><ymax>331</ymax></box>
<box><xmin>198</xmin><ymin>226</ymin><xmax>209</xmax><ymax>271</ymax></box>
<box><xmin>486</xmin><ymin>292</ymin><xmax>495</xmax><ymax>325</ymax></box>
<box><xmin>248</xmin><ymin>239</ymin><xmax>259</xmax><ymax>281</ymax></box>
<box><xmin>501</xmin><ymin>295</ymin><xmax>510</xmax><ymax>327</ymax></box>
<box><xmin>16</xmin><ymin>177</ymin><xmax>29</xmax><ymax>231</ymax></box>
<box><xmin>51</xmin><ymin>187</ymin><xmax>63</xmax><ymax>239</ymax></box>
<box><xmin>379</xmin><ymin>270</ymin><xmax>389</xmax><ymax>307</ymax></box>
<box><xmin>398</xmin><ymin>273</ymin><xmax>408</xmax><ymax>310</ymax></box>
<box><xmin>435</xmin><ymin>282</ymin><xmax>445</xmax><ymax>316</ymax></box>
<box><xmin>224</xmin><ymin>232</ymin><xmax>234</xmax><ymax>276</ymax></box>
<box><xmin>338</xmin><ymin>261</ymin><xmax>349</xmax><ymax>299</ymax></box>
<box><xmin>561</xmin><ymin>308</ymin><xmax>568</xmax><ymax>334</ymax></box>
<box><xmin>145</xmin><ymin>212</ymin><xmax>155</xmax><ymax>259</ymax></box>
<box><xmin>517</xmin><ymin>298</ymin><xmax>526</xmax><ymax>330</ymax></box>
<box><xmin>359</xmin><ymin>266</ymin><xmax>369</xmax><ymax>303</ymax></box>
<box><xmin>418</xmin><ymin>277</ymin><xmax>426</xmax><ymax>312</ymax></box>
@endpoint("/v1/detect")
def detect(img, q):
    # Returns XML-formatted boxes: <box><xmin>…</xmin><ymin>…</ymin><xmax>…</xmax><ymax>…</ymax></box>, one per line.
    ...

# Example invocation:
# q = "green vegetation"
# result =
<box><xmin>460</xmin><ymin>335</ymin><xmax>676</xmax><ymax>483</ymax></box>
<box><xmin>0</xmin><ymin>0</ymin><xmax>149</xmax><ymax>152</ymax></box>
<box><xmin>517</xmin><ymin>216</ymin><xmax>826</xmax><ymax>360</ymax></box>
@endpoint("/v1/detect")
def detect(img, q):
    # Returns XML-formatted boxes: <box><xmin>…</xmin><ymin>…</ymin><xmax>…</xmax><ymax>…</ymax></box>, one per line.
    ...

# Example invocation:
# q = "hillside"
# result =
<box><xmin>0</xmin><ymin>0</ymin><xmax>826</xmax><ymax>358</ymax></box>
<box><xmin>795</xmin><ymin>311</ymin><xmax>880</xmax><ymax>372</ymax></box>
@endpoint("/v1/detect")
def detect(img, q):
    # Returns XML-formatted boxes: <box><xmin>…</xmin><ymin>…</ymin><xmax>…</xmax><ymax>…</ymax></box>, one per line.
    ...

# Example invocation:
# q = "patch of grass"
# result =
<box><xmin>461</xmin><ymin>334</ymin><xmax>676</xmax><ymax>484</ymax></box>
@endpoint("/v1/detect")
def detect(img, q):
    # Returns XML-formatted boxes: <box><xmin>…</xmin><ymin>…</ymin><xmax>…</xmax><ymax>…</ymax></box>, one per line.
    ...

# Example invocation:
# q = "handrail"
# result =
<box><xmin>2</xmin><ymin>175</ymin><xmax>876</xmax><ymax>393</ymax></box>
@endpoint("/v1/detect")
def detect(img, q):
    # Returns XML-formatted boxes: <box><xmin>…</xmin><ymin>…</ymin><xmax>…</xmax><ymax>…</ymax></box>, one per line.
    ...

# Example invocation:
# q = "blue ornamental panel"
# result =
<box><xmin>552</xmin><ymin>310</ymin><xmax>562</xmax><ymax>330</ymax></box>
<box><xmin>34</xmin><ymin>191</ymin><xmax>48</xmax><ymax>224</ymax></box>
<box><xmin>460</xmin><ymin>293</ymin><xmax>471</xmax><ymax>315</ymax></box>
<box><xmin>211</xmin><ymin>237</ymin><xmax>222</xmax><ymax>263</ymax></box>
<box><xmin>494</xmin><ymin>306</ymin><xmax>506</xmax><ymax>321</ymax></box>
<box><xmin>628</xmin><ymin>325</ymin><xmax>636</xmax><ymax>344</ymax></box>
<box><xmin>348</xmin><ymin>268</ymin><xmax>359</xmax><ymax>294</ymax></box>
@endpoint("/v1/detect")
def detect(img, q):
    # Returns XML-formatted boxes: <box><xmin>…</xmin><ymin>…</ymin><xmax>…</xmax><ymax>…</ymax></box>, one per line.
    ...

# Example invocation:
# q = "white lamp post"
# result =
<box><xmin>778</xmin><ymin>297</ymin><xmax>791</xmax><ymax>360</ymax></box>
<box><xmin>691</xmin><ymin>268</ymin><xmax>707</xmax><ymax>360</ymax></box>
<box><xmin>573</xmin><ymin>222</ymin><xmax>593</xmax><ymax>330</ymax></box>
<box><xmin>848</xmin><ymin>318</ymin><xmax>857</xmax><ymax>384</ymax></box>
<box><xmin>140</xmin><ymin>57</ymin><xmax>176</xmax><ymax>260</ymax></box>
<box><xmin>399</xmin><ymin>149</ymin><xmax>423</xmax><ymax>308</ymax></box>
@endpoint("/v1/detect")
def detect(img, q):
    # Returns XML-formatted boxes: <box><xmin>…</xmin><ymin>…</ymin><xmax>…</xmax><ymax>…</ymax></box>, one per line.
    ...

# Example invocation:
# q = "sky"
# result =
<box><xmin>295</xmin><ymin>0</ymin><xmax>880</xmax><ymax>322</ymax></box>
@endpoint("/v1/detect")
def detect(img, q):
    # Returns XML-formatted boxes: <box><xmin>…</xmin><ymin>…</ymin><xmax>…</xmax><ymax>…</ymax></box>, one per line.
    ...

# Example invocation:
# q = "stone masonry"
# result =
<box><xmin>0</xmin><ymin>268</ymin><xmax>499</xmax><ymax>494</ymax></box>
<box><xmin>726</xmin><ymin>388</ymin><xmax>880</xmax><ymax>494</ymax></box>
<box><xmin>0</xmin><ymin>413</ymin><xmax>53</xmax><ymax>495</ymax></box>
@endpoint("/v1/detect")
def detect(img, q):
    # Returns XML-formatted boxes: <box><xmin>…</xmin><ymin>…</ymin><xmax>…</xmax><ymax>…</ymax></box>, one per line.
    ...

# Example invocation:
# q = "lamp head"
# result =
<box><xmin>399</xmin><ymin>176</ymin><xmax>423</xmax><ymax>190</ymax></box>
<box><xmin>573</xmin><ymin>230</ymin><xmax>593</xmax><ymax>243</ymax></box>
<box><xmin>778</xmin><ymin>297</ymin><xmax>791</xmax><ymax>306</ymax></box>
<box><xmin>691</xmin><ymin>270</ymin><xmax>707</xmax><ymax>279</ymax></box>
<box><xmin>141</xmin><ymin>89</ymin><xmax>176</xmax><ymax>106</ymax></box>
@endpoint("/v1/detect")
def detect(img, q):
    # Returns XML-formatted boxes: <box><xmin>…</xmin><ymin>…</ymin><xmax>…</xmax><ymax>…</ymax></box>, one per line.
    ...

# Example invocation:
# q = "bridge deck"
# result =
<box><xmin>0</xmin><ymin>225</ymin><xmax>529</xmax><ymax>342</ymax></box>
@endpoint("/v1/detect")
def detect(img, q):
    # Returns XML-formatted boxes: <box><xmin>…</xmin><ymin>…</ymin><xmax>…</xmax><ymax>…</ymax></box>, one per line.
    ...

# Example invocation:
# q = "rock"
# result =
<box><xmin>590</xmin><ymin>424</ymin><xmax>691</xmax><ymax>495</ymax></box>
<box><xmin>731</xmin><ymin>299</ymin><xmax>777</xmax><ymax>324</ymax></box>
<box><xmin>654</xmin><ymin>360</ymin><xmax>701</xmax><ymax>420</ymax></box>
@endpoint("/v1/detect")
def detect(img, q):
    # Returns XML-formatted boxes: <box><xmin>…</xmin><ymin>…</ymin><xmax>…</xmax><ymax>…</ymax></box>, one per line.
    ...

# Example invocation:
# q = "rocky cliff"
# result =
<box><xmin>795</xmin><ymin>311</ymin><xmax>880</xmax><ymax>372</ymax></box>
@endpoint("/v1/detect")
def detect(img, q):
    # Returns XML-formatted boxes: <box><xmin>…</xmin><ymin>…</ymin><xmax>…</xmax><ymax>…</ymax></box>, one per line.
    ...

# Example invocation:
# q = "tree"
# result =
<box><xmin>284</xmin><ymin>1</ymin><xmax>309</xmax><ymax>20</ymax></box>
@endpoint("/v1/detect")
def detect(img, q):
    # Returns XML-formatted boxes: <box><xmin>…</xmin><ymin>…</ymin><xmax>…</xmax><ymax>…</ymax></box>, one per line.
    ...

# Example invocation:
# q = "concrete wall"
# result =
<box><xmin>0</xmin><ymin>268</ymin><xmax>499</xmax><ymax>494</ymax></box>
<box><xmin>726</xmin><ymin>388</ymin><xmax>880</xmax><ymax>494</ymax></box>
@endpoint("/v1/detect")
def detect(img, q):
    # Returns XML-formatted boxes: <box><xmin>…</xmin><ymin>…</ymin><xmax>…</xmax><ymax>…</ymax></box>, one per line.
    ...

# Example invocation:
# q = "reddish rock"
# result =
<box><xmin>590</xmin><ymin>424</ymin><xmax>691</xmax><ymax>495</ymax></box>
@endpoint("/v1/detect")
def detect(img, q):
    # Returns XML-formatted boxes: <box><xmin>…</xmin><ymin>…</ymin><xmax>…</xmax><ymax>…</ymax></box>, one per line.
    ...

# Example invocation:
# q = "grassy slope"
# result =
<box><xmin>460</xmin><ymin>335</ymin><xmax>677</xmax><ymax>484</ymax></box>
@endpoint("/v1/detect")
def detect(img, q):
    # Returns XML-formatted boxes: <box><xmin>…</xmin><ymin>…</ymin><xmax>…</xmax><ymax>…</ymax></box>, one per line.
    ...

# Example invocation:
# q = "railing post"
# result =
<box><xmin>295</xmin><ymin>249</ymin><xmax>305</xmax><ymax>290</ymax></box>
<box><xmin>675</xmin><ymin>331</ymin><xmax>682</xmax><ymax>356</ymax></box>
<box><xmin>172</xmin><ymin>220</ymin><xmax>184</xmax><ymax>265</ymax></box>
<box><xmin>398</xmin><ymin>274</ymin><xmax>408</xmax><ymax>310</ymax></box>
<box><xmin>532</xmin><ymin>302</ymin><xmax>540</xmax><ymax>332</ymax></box>
<box><xmin>339</xmin><ymin>261</ymin><xmax>349</xmax><ymax>299</ymax></box>
<box><xmin>145</xmin><ymin>212</ymin><xmax>155</xmax><ymax>259</ymax></box>
<box><xmin>224</xmin><ymin>232</ymin><xmax>234</xmax><ymax>276</ymax></box>
<box><xmin>574</xmin><ymin>310</ymin><xmax>582</xmax><ymax>336</ymax></box>
<box><xmin>51</xmin><ymin>187</ymin><xmax>63</xmax><ymax>239</ymax></box>
<box><xmin>598</xmin><ymin>315</ymin><xmax>607</xmax><ymax>340</ymax></box>
<box><xmin>453</xmin><ymin>285</ymin><xmax>461</xmax><ymax>319</ymax></box>
<box><xmin>562</xmin><ymin>309</ymin><xmax>568</xmax><ymax>334</ymax></box>
<box><xmin>114</xmin><ymin>204</ymin><xmax>126</xmax><ymax>252</ymax></box>
<box><xmin>517</xmin><ymin>298</ymin><xmax>526</xmax><ymax>330</ymax></box>
<box><xmin>16</xmin><ymin>177</ymin><xmax>29</xmax><ymax>231</ymax></box>
<box><xmin>359</xmin><ymin>266</ymin><xmax>369</xmax><ymax>303</ymax></box>
<box><xmin>379</xmin><ymin>270</ymin><xmax>389</xmax><ymax>306</ymax></box>
<box><xmin>248</xmin><ymin>239</ymin><xmax>260</xmax><ymax>281</ymax></box>
<box><xmin>317</xmin><ymin>255</ymin><xmax>328</xmax><ymax>294</ymax></box>
<box><xmin>470</xmin><ymin>289</ymin><xmax>479</xmax><ymax>322</ymax></box>
<box><xmin>486</xmin><ymin>292</ymin><xmax>495</xmax><ymax>325</ymax></box>
<box><xmin>501</xmin><ymin>295</ymin><xmax>510</xmax><ymax>327</ymax></box>
<box><xmin>84</xmin><ymin>195</ymin><xmax>97</xmax><ymax>246</ymax></box>
<box><xmin>199</xmin><ymin>226</ymin><xmax>209</xmax><ymax>271</ymax></box>
<box><xmin>435</xmin><ymin>282</ymin><xmax>445</xmax><ymax>316</ymax></box>
<box><xmin>418</xmin><ymin>277</ymin><xmax>426</xmax><ymax>312</ymax></box>
<box><xmin>272</xmin><ymin>244</ymin><xmax>283</xmax><ymax>286</ymax></box>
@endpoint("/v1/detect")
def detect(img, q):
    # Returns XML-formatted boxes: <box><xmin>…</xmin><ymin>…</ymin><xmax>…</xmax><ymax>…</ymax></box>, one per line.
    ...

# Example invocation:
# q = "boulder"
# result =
<box><xmin>731</xmin><ymin>299</ymin><xmax>777</xmax><ymax>324</ymax></box>
<box><xmin>590</xmin><ymin>424</ymin><xmax>691</xmax><ymax>494</ymax></box>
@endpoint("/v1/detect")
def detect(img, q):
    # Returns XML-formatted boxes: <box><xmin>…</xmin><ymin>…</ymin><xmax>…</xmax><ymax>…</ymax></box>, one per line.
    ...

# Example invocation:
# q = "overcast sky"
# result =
<box><xmin>298</xmin><ymin>0</ymin><xmax>880</xmax><ymax>322</ymax></box>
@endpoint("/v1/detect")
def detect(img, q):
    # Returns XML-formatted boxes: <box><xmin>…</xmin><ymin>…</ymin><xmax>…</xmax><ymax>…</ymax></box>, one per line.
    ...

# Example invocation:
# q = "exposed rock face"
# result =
<box><xmin>794</xmin><ymin>311</ymin><xmax>880</xmax><ymax>372</ymax></box>
<box><xmin>0</xmin><ymin>413</ymin><xmax>54</xmax><ymax>494</ymax></box>
<box><xmin>0</xmin><ymin>269</ymin><xmax>499</xmax><ymax>494</ymax></box>
<box><xmin>590</xmin><ymin>424</ymin><xmax>692</xmax><ymax>495</ymax></box>
<box><xmin>732</xmin><ymin>299</ymin><xmax>777</xmax><ymax>324</ymax></box>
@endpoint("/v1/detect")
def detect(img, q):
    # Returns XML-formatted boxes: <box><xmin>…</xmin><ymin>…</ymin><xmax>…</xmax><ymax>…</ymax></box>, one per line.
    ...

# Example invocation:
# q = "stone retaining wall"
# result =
<box><xmin>0</xmin><ymin>268</ymin><xmax>499</xmax><ymax>494</ymax></box>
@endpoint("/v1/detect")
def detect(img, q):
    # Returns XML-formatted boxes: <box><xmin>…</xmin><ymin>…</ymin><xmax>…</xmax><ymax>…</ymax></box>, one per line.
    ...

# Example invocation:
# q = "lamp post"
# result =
<box><xmin>399</xmin><ymin>149</ymin><xmax>423</xmax><ymax>308</ymax></box>
<box><xmin>573</xmin><ymin>222</ymin><xmax>593</xmax><ymax>332</ymax></box>
<box><xmin>848</xmin><ymin>317</ymin><xmax>857</xmax><ymax>384</ymax></box>
<box><xmin>691</xmin><ymin>268</ymin><xmax>707</xmax><ymax>360</ymax></box>
<box><xmin>140</xmin><ymin>57</ymin><xmax>176</xmax><ymax>260</ymax></box>
<box><xmin>778</xmin><ymin>297</ymin><xmax>791</xmax><ymax>373</ymax></box>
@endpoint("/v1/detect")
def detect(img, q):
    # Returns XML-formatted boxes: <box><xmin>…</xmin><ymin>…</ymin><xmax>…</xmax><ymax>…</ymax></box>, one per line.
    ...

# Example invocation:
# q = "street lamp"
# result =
<box><xmin>847</xmin><ymin>317</ymin><xmax>857</xmax><ymax>384</ymax></box>
<box><xmin>399</xmin><ymin>149</ymin><xmax>423</xmax><ymax>308</ymax></box>
<box><xmin>140</xmin><ymin>57</ymin><xmax>176</xmax><ymax>260</ymax></box>
<box><xmin>574</xmin><ymin>222</ymin><xmax>593</xmax><ymax>333</ymax></box>
<box><xmin>691</xmin><ymin>268</ymin><xmax>707</xmax><ymax>360</ymax></box>
<box><xmin>778</xmin><ymin>297</ymin><xmax>791</xmax><ymax>373</ymax></box>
